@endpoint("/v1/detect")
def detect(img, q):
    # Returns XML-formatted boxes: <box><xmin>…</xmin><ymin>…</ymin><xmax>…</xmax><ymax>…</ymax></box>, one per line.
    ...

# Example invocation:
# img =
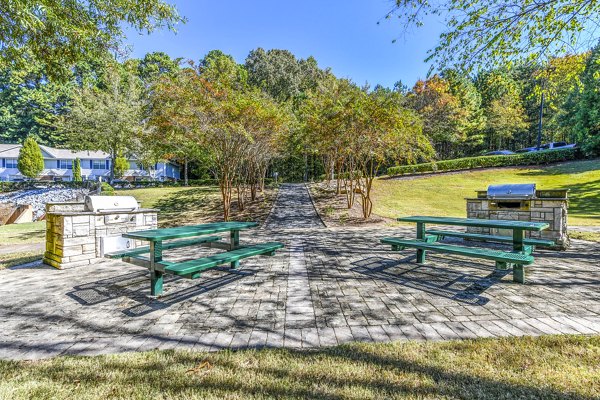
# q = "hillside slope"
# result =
<box><xmin>373</xmin><ymin>159</ymin><xmax>600</xmax><ymax>226</ymax></box>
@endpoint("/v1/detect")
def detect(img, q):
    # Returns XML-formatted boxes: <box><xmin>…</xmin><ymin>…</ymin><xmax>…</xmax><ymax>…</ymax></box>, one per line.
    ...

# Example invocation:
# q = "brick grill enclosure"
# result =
<box><xmin>43</xmin><ymin>202</ymin><xmax>157</xmax><ymax>269</ymax></box>
<box><xmin>466</xmin><ymin>189</ymin><xmax>569</xmax><ymax>249</ymax></box>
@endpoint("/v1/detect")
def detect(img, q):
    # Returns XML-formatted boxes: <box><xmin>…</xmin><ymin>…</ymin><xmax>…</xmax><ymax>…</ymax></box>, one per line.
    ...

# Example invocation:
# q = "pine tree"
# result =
<box><xmin>17</xmin><ymin>137</ymin><xmax>44</xmax><ymax>179</ymax></box>
<box><xmin>73</xmin><ymin>158</ymin><xmax>82</xmax><ymax>182</ymax></box>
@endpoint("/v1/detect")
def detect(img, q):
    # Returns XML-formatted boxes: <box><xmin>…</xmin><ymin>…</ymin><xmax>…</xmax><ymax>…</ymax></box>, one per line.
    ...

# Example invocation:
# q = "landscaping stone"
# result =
<box><xmin>0</xmin><ymin>188</ymin><xmax>90</xmax><ymax>220</ymax></box>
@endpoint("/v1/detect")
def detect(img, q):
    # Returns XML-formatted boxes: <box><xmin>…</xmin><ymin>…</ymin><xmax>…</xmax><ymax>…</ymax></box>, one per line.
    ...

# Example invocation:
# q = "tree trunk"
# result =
<box><xmin>184</xmin><ymin>158</ymin><xmax>189</xmax><ymax>186</ymax></box>
<box><xmin>303</xmin><ymin>149</ymin><xmax>308</xmax><ymax>182</ymax></box>
<box><xmin>220</xmin><ymin>177</ymin><xmax>232</xmax><ymax>221</ymax></box>
<box><xmin>362</xmin><ymin>176</ymin><xmax>374</xmax><ymax>219</ymax></box>
<box><xmin>343</xmin><ymin>162</ymin><xmax>355</xmax><ymax>209</ymax></box>
<box><xmin>237</xmin><ymin>183</ymin><xmax>245</xmax><ymax>211</ymax></box>
<box><xmin>335</xmin><ymin>160</ymin><xmax>343</xmax><ymax>195</ymax></box>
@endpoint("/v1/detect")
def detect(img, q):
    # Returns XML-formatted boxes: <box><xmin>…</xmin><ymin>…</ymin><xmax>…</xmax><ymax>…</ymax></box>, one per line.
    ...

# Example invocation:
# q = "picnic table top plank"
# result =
<box><xmin>123</xmin><ymin>222</ymin><xmax>258</xmax><ymax>242</ymax></box>
<box><xmin>397</xmin><ymin>216</ymin><xmax>548</xmax><ymax>231</ymax></box>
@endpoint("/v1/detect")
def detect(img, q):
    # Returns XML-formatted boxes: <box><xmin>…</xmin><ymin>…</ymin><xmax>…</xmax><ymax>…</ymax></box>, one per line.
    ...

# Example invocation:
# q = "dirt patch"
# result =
<box><xmin>307</xmin><ymin>182</ymin><xmax>395</xmax><ymax>228</ymax></box>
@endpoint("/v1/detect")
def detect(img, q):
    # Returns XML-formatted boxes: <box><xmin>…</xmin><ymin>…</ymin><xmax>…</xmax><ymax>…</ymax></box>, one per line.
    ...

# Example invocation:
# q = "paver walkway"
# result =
<box><xmin>263</xmin><ymin>183</ymin><xmax>324</xmax><ymax>229</ymax></box>
<box><xmin>1</xmin><ymin>184</ymin><xmax>600</xmax><ymax>360</ymax></box>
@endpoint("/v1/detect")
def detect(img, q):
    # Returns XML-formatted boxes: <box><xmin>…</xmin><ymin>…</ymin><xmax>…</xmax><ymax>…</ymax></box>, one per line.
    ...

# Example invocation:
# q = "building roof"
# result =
<box><xmin>0</xmin><ymin>144</ymin><xmax>22</xmax><ymax>158</ymax></box>
<box><xmin>1</xmin><ymin>143</ymin><xmax>179</xmax><ymax>167</ymax></box>
<box><xmin>39</xmin><ymin>145</ymin><xmax>109</xmax><ymax>160</ymax></box>
<box><xmin>41</xmin><ymin>169</ymin><xmax>69</xmax><ymax>176</ymax></box>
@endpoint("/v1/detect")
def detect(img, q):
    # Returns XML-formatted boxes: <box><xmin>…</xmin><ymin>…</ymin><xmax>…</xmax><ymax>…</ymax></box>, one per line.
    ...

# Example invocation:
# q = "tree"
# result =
<box><xmin>73</xmin><ymin>158</ymin><xmax>82</xmax><ymax>182</ymax></box>
<box><xmin>573</xmin><ymin>43</ymin><xmax>600</xmax><ymax>155</ymax></box>
<box><xmin>1</xmin><ymin>1</ymin><xmax>183</xmax><ymax>80</ymax></box>
<box><xmin>486</xmin><ymin>95</ymin><xmax>529</xmax><ymax>149</ymax></box>
<box><xmin>149</xmin><ymin>53</ymin><xmax>290</xmax><ymax>220</ymax></box>
<box><xmin>245</xmin><ymin>48</ymin><xmax>327</xmax><ymax>181</ymax></box>
<box><xmin>303</xmin><ymin>78</ymin><xmax>432</xmax><ymax>218</ymax></box>
<box><xmin>56</xmin><ymin>65</ymin><xmax>145</xmax><ymax>181</ymax></box>
<box><xmin>475</xmin><ymin>70</ymin><xmax>528</xmax><ymax>149</ymax></box>
<box><xmin>114</xmin><ymin>156</ymin><xmax>129</xmax><ymax>179</ymax></box>
<box><xmin>301</xmin><ymin>77</ymin><xmax>357</xmax><ymax>195</ymax></box>
<box><xmin>442</xmin><ymin>69</ymin><xmax>486</xmax><ymax>152</ymax></box>
<box><xmin>530</xmin><ymin>54</ymin><xmax>587</xmax><ymax>143</ymax></box>
<box><xmin>137</xmin><ymin>52</ymin><xmax>181</xmax><ymax>85</ymax></box>
<box><xmin>245</xmin><ymin>48</ymin><xmax>325</xmax><ymax>104</ymax></box>
<box><xmin>0</xmin><ymin>61</ymin><xmax>73</xmax><ymax>145</ymax></box>
<box><xmin>17</xmin><ymin>137</ymin><xmax>44</xmax><ymax>179</ymax></box>
<box><xmin>386</xmin><ymin>0</ymin><xmax>600</xmax><ymax>71</ymax></box>
<box><xmin>406</xmin><ymin>75</ymin><xmax>471</xmax><ymax>158</ymax></box>
<box><xmin>350</xmin><ymin>89</ymin><xmax>432</xmax><ymax>218</ymax></box>
<box><xmin>148</xmin><ymin>65</ymin><xmax>213</xmax><ymax>187</ymax></box>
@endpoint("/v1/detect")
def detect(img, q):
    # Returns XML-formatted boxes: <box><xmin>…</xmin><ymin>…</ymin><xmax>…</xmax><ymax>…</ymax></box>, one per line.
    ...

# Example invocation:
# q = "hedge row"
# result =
<box><xmin>0</xmin><ymin>180</ymin><xmax>94</xmax><ymax>193</ymax></box>
<box><xmin>111</xmin><ymin>179</ymin><xmax>214</xmax><ymax>189</ymax></box>
<box><xmin>387</xmin><ymin>148</ymin><xmax>580</xmax><ymax>176</ymax></box>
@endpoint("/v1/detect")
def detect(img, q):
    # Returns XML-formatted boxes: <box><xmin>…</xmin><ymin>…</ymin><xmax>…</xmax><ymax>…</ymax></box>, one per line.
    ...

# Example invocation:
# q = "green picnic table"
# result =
<box><xmin>106</xmin><ymin>222</ymin><xmax>283</xmax><ymax>296</ymax></box>
<box><xmin>381</xmin><ymin>216</ymin><xmax>552</xmax><ymax>283</ymax></box>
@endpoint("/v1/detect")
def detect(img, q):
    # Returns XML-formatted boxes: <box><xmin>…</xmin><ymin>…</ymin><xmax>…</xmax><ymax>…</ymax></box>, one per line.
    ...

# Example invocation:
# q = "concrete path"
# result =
<box><xmin>1</xmin><ymin>184</ymin><xmax>600</xmax><ymax>360</ymax></box>
<box><xmin>0</xmin><ymin>242</ymin><xmax>44</xmax><ymax>255</ymax></box>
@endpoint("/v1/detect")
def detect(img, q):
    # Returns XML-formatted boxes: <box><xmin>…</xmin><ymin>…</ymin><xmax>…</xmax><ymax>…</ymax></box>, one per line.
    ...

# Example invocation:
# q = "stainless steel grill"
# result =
<box><xmin>84</xmin><ymin>195</ymin><xmax>139</xmax><ymax>213</ymax></box>
<box><xmin>487</xmin><ymin>184</ymin><xmax>536</xmax><ymax>200</ymax></box>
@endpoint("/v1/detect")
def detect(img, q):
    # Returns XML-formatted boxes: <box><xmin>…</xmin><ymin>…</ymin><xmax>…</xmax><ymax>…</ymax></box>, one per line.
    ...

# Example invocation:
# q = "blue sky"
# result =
<box><xmin>124</xmin><ymin>0</ymin><xmax>445</xmax><ymax>89</ymax></box>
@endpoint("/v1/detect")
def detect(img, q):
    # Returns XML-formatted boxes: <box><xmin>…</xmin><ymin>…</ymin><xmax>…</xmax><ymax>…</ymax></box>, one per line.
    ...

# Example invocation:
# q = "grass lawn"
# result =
<box><xmin>373</xmin><ymin>159</ymin><xmax>600</xmax><ymax>226</ymax></box>
<box><xmin>570</xmin><ymin>230</ymin><xmax>600</xmax><ymax>242</ymax></box>
<box><xmin>0</xmin><ymin>250</ymin><xmax>43</xmax><ymax>270</ymax></box>
<box><xmin>0</xmin><ymin>221</ymin><xmax>45</xmax><ymax>245</ymax></box>
<box><xmin>0</xmin><ymin>335</ymin><xmax>598</xmax><ymax>399</ymax></box>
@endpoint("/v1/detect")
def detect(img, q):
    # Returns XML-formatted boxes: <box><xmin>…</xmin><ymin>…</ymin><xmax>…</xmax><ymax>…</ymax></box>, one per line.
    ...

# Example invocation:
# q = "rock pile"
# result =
<box><xmin>0</xmin><ymin>188</ymin><xmax>90</xmax><ymax>220</ymax></box>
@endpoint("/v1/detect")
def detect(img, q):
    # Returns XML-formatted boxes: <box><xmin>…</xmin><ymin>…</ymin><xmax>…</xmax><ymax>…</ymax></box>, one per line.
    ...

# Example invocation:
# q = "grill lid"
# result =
<box><xmin>84</xmin><ymin>195</ymin><xmax>139</xmax><ymax>212</ymax></box>
<box><xmin>487</xmin><ymin>184</ymin><xmax>536</xmax><ymax>199</ymax></box>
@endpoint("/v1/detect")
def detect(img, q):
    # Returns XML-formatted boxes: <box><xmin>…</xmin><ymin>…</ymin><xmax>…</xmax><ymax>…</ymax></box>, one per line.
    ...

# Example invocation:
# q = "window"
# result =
<box><xmin>554</xmin><ymin>142</ymin><xmax>567</xmax><ymax>147</ymax></box>
<box><xmin>92</xmin><ymin>160</ymin><xmax>106</xmax><ymax>169</ymax></box>
<box><xmin>5</xmin><ymin>159</ymin><xmax>17</xmax><ymax>168</ymax></box>
<box><xmin>59</xmin><ymin>160</ymin><xmax>72</xmax><ymax>170</ymax></box>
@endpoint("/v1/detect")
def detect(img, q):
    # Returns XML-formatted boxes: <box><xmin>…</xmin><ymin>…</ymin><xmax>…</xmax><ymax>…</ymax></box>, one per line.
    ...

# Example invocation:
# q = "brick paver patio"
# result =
<box><xmin>1</xmin><ymin>184</ymin><xmax>599</xmax><ymax>360</ymax></box>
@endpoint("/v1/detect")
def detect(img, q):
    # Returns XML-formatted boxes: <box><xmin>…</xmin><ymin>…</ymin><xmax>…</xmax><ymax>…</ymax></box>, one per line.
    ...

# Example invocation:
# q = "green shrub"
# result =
<box><xmin>17</xmin><ymin>137</ymin><xmax>44</xmax><ymax>179</ymax></box>
<box><xmin>100</xmin><ymin>182</ymin><xmax>115</xmax><ymax>195</ymax></box>
<box><xmin>387</xmin><ymin>148</ymin><xmax>580</xmax><ymax>176</ymax></box>
<box><xmin>114</xmin><ymin>156</ymin><xmax>129</xmax><ymax>178</ymax></box>
<box><xmin>72</xmin><ymin>158</ymin><xmax>82</xmax><ymax>182</ymax></box>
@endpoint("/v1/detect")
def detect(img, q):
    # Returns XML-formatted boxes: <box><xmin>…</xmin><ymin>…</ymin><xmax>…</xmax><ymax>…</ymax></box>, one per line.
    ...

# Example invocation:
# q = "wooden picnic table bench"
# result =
<box><xmin>381</xmin><ymin>216</ymin><xmax>550</xmax><ymax>284</ymax></box>
<box><xmin>105</xmin><ymin>222</ymin><xmax>284</xmax><ymax>296</ymax></box>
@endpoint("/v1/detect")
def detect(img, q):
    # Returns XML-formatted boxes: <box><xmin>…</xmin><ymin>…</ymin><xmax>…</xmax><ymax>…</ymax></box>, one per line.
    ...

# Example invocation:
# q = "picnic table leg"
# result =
<box><xmin>150</xmin><ymin>241</ymin><xmax>164</xmax><ymax>295</ymax></box>
<box><xmin>230</xmin><ymin>230</ymin><xmax>240</xmax><ymax>268</ymax></box>
<box><xmin>416</xmin><ymin>222</ymin><xmax>426</xmax><ymax>263</ymax></box>
<box><xmin>512</xmin><ymin>229</ymin><xmax>525</xmax><ymax>284</ymax></box>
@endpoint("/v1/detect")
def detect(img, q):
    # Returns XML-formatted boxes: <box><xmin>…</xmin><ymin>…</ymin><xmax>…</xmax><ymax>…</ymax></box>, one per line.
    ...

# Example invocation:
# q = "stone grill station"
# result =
<box><xmin>43</xmin><ymin>196</ymin><xmax>157</xmax><ymax>269</ymax></box>
<box><xmin>466</xmin><ymin>184</ymin><xmax>569</xmax><ymax>249</ymax></box>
